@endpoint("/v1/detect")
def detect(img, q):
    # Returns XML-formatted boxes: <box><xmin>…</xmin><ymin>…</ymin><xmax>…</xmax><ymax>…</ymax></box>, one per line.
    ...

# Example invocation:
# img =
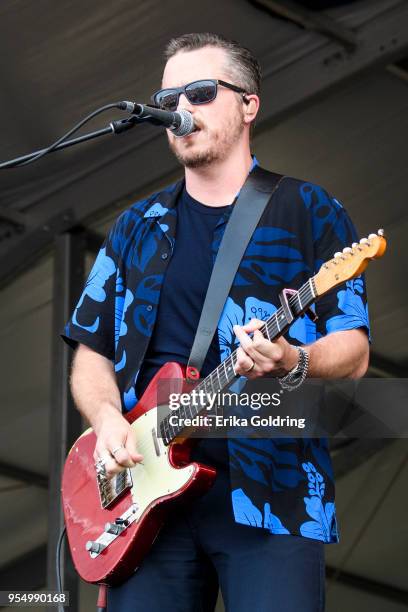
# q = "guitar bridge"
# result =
<box><xmin>97</xmin><ymin>468</ymin><xmax>133</xmax><ymax>509</ymax></box>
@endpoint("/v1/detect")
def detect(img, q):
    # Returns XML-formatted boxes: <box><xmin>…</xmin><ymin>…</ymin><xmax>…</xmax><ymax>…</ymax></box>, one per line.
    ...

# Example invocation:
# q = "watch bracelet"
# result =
<box><xmin>278</xmin><ymin>346</ymin><xmax>309</xmax><ymax>391</ymax></box>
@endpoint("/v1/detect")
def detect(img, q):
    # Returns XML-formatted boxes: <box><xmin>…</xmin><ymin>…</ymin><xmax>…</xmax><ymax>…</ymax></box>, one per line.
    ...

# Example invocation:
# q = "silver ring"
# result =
<box><xmin>245</xmin><ymin>361</ymin><xmax>255</xmax><ymax>373</ymax></box>
<box><xmin>95</xmin><ymin>458</ymin><xmax>107</xmax><ymax>473</ymax></box>
<box><xmin>111</xmin><ymin>445</ymin><xmax>125</xmax><ymax>456</ymax></box>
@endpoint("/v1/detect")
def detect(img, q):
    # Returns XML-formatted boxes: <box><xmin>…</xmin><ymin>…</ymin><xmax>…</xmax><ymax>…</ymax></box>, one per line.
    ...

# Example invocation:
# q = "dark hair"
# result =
<box><xmin>164</xmin><ymin>33</ymin><xmax>261</xmax><ymax>97</ymax></box>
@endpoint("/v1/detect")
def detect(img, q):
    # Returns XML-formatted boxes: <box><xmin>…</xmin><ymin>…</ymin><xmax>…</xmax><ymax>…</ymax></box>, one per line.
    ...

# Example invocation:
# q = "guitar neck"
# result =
<box><xmin>200</xmin><ymin>277</ymin><xmax>316</xmax><ymax>392</ymax></box>
<box><xmin>160</xmin><ymin>277</ymin><xmax>316</xmax><ymax>444</ymax></box>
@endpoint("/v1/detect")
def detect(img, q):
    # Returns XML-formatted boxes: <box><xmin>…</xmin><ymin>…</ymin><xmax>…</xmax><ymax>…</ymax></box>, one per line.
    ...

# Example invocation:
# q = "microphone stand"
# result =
<box><xmin>0</xmin><ymin>115</ymin><xmax>158</xmax><ymax>169</ymax></box>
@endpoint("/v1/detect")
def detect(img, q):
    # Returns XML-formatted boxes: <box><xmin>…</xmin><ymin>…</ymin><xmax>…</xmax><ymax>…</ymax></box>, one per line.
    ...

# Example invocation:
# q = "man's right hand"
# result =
<box><xmin>93</xmin><ymin>409</ymin><xmax>144</xmax><ymax>478</ymax></box>
<box><xmin>71</xmin><ymin>344</ymin><xmax>144</xmax><ymax>479</ymax></box>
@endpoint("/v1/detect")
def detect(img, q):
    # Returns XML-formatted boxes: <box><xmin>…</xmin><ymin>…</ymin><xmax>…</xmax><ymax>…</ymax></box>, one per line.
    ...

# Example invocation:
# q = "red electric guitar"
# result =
<box><xmin>62</xmin><ymin>231</ymin><xmax>386</xmax><ymax>585</ymax></box>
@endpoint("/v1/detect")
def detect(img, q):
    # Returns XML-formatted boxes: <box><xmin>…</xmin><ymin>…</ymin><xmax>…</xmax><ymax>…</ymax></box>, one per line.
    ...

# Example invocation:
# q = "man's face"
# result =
<box><xmin>161</xmin><ymin>47</ymin><xmax>247</xmax><ymax>169</ymax></box>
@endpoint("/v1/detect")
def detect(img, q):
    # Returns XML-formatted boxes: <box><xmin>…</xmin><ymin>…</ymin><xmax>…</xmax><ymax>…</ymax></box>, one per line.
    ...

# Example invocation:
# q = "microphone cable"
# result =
<box><xmin>5</xmin><ymin>102</ymin><xmax>126</xmax><ymax>168</ymax></box>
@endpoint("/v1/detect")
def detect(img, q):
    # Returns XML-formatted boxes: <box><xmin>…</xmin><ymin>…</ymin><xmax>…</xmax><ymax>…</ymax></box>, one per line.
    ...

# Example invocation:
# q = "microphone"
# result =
<box><xmin>118</xmin><ymin>101</ymin><xmax>195</xmax><ymax>137</ymax></box>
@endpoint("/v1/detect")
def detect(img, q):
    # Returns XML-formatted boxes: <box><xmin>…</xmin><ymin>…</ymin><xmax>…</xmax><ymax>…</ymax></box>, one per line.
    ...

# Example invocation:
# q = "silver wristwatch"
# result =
<box><xmin>278</xmin><ymin>347</ymin><xmax>309</xmax><ymax>391</ymax></box>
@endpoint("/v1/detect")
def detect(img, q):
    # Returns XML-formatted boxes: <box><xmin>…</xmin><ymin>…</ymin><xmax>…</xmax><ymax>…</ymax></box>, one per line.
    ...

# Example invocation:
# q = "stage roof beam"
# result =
<box><xmin>251</xmin><ymin>0</ymin><xmax>359</xmax><ymax>50</ymax></box>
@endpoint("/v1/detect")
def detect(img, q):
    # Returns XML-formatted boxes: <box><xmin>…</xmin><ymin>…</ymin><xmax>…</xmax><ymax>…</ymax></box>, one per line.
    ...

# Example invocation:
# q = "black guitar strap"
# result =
<box><xmin>186</xmin><ymin>166</ymin><xmax>285</xmax><ymax>382</ymax></box>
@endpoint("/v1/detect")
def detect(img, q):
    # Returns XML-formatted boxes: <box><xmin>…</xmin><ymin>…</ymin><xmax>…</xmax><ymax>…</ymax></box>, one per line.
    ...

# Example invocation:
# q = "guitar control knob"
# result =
<box><xmin>86</xmin><ymin>540</ymin><xmax>102</xmax><ymax>554</ymax></box>
<box><xmin>105</xmin><ymin>522</ymin><xmax>124</xmax><ymax>535</ymax></box>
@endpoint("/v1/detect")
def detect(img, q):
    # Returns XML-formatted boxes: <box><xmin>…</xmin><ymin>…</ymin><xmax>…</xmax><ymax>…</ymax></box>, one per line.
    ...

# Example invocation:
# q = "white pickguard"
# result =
<box><xmin>128</xmin><ymin>407</ymin><xmax>195</xmax><ymax>520</ymax></box>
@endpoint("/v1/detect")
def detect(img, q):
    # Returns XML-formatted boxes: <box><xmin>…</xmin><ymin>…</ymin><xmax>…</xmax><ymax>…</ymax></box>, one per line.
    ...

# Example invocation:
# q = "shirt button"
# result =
<box><xmin>161</xmin><ymin>252</ymin><xmax>168</xmax><ymax>260</ymax></box>
<box><xmin>146</xmin><ymin>305</ymin><xmax>153</xmax><ymax>312</ymax></box>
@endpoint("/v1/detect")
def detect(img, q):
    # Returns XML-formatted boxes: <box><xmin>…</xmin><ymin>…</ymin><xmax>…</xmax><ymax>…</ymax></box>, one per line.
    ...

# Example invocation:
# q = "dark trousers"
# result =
<box><xmin>108</xmin><ymin>442</ymin><xmax>325</xmax><ymax>612</ymax></box>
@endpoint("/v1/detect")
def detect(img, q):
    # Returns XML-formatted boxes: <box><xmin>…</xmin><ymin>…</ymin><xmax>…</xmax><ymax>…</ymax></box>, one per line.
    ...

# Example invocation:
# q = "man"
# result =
<box><xmin>63</xmin><ymin>33</ymin><xmax>369</xmax><ymax>611</ymax></box>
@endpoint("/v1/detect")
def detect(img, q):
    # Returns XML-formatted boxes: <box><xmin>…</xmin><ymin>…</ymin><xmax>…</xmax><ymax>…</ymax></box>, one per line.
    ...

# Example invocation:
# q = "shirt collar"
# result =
<box><xmin>142</xmin><ymin>155</ymin><xmax>260</xmax><ymax>229</ymax></box>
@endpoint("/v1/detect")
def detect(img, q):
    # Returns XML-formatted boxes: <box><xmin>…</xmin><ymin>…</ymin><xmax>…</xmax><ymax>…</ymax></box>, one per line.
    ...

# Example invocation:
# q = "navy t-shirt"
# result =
<box><xmin>136</xmin><ymin>187</ymin><xmax>232</xmax><ymax>398</ymax></box>
<box><xmin>136</xmin><ymin>187</ymin><xmax>232</xmax><ymax>467</ymax></box>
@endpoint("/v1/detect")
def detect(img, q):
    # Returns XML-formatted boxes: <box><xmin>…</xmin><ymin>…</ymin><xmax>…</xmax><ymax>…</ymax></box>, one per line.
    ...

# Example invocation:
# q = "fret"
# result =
<box><xmin>223</xmin><ymin>362</ymin><xmax>230</xmax><ymax>385</ymax></box>
<box><xmin>170</xmin><ymin>424</ymin><xmax>179</xmax><ymax>441</ymax></box>
<box><xmin>199</xmin><ymin>388</ymin><xmax>208</xmax><ymax>415</ymax></box>
<box><xmin>297</xmin><ymin>291</ymin><xmax>303</xmax><ymax>313</ymax></box>
<box><xmin>226</xmin><ymin>356</ymin><xmax>234</xmax><ymax>378</ymax></box>
<box><xmin>209</xmin><ymin>371</ymin><xmax>216</xmax><ymax>393</ymax></box>
<box><xmin>223</xmin><ymin>360</ymin><xmax>229</xmax><ymax>385</ymax></box>
<box><xmin>200</xmin><ymin>389</ymin><xmax>208</xmax><ymax>414</ymax></box>
<box><xmin>223</xmin><ymin>356</ymin><xmax>235</xmax><ymax>386</ymax></box>
<box><xmin>167</xmin><ymin>418</ymin><xmax>176</xmax><ymax>441</ymax></box>
<box><xmin>219</xmin><ymin>366</ymin><xmax>226</xmax><ymax>390</ymax></box>
<box><xmin>183</xmin><ymin>396</ymin><xmax>193</xmax><ymax>418</ymax></box>
<box><xmin>189</xmin><ymin>402</ymin><xmax>200</xmax><ymax>419</ymax></box>
<box><xmin>195</xmin><ymin>402</ymin><xmax>203</xmax><ymax>419</ymax></box>
<box><xmin>202</xmin><ymin>377</ymin><xmax>210</xmax><ymax>396</ymax></box>
<box><xmin>160</xmin><ymin>417</ymin><xmax>169</xmax><ymax>440</ymax></box>
<box><xmin>231</xmin><ymin>352</ymin><xmax>238</xmax><ymax>377</ymax></box>
<box><xmin>264</xmin><ymin>323</ymin><xmax>271</xmax><ymax>341</ymax></box>
<box><xmin>265</xmin><ymin>322</ymin><xmax>272</xmax><ymax>343</ymax></box>
<box><xmin>216</xmin><ymin>366</ymin><xmax>222</xmax><ymax>391</ymax></box>
<box><xmin>197</xmin><ymin>382</ymin><xmax>207</xmax><ymax>416</ymax></box>
<box><xmin>269</xmin><ymin>312</ymin><xmax>279</xmax><ymax>337</ymax></box>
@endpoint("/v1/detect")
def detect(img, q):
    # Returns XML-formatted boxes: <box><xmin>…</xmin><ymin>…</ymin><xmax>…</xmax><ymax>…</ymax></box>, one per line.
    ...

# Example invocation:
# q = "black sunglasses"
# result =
<box><xmin>152</xmin><ymin>79</ymin><xmax>248</xmax><ymax>112</ymax></box>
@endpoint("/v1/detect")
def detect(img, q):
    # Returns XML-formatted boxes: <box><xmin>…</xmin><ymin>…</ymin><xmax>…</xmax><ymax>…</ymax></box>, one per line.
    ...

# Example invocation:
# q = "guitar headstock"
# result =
<box><xmin>314</xmin><ymin>229</ymin><xmax>387</xmax><ymax>297</ymax></box>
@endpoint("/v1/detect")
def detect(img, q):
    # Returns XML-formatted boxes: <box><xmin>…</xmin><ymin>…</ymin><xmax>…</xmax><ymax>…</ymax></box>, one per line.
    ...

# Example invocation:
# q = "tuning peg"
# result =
<box><xmin>368</xmin><ymin>233</ymin><xmax>377</xmax><ymax>239</ymax></box>
<box><xmin>343</xmin><ymin>247</ymin><xmax>352</xmax><ymax>253</ymax></box>
<box><xmin>352</xmin><ymin>242</ymin><xmax>358</xmax><ymax>248</ymax></box>
<box><xmin>378</xmin><ymin>228</ymin><xmax>384</xmax><ymax>236</ymax></box>
<box><xmin>334</xmin><ymin>252</ymin><xmax>342</xmax><ymax>258</ymax></box>
<box><xmin>360</xmin><ymin>238</ymin><xmax>368</xmax><ymax>244</ymax></box>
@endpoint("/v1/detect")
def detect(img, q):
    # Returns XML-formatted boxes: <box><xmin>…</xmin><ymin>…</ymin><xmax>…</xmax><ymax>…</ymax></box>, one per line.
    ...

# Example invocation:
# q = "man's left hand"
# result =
<box><xmin>233</xmin><ymin>318</ymin><xmax>300</xmax><ymax>379</ymax></box>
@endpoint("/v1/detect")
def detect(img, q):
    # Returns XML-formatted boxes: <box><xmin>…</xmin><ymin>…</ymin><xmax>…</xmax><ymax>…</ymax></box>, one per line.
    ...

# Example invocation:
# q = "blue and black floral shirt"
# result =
<box><xmin>63</xmin><ymin>162</ymin><xmax>370</xmax><ymax>544</ymax></box>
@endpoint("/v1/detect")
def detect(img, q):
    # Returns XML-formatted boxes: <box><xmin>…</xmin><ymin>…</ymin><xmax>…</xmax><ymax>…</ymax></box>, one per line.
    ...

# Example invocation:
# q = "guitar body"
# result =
<box><xmin>62</xmin><ymin>362</ymin><xmax>216</xmax><ymax>585</ymax></box>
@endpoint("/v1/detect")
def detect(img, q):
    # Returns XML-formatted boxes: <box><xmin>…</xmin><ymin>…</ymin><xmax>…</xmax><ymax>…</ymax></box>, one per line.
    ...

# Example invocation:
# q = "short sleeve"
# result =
<box><xmin>61</xmin><ymin>234</ymin><xmax>119</xmax><ymax>360</ymax></box>
<box><xmin>303</xmin><ymin>184</ymin><xmax>371</xmax><ymax>341</ymax></box>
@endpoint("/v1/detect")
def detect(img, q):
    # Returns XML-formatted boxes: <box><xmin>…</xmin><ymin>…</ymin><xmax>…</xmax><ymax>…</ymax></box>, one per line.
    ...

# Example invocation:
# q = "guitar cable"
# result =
<box><xmin>55</xmin><ymin>526</ymin><xmax>66</xmax><ymax>612</ymax></box>
<box><xmin>55</xmin><ymin>526</ymin><xmax>108</xmax><ymax>612</ymax></box>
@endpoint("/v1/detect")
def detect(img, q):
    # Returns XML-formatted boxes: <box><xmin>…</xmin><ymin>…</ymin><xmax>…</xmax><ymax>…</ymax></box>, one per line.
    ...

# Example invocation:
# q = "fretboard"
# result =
<box><xmin>160</xmin><ymin>277</ymin><xmax>316</xmax><ymax>444</ymax></box>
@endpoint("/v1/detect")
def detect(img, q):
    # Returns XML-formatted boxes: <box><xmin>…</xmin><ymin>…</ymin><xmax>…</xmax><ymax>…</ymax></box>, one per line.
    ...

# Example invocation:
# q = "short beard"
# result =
<box><xmin>173</xmin><ymin>146</ymin><xmax>218</xmax><ymax>169</ymax></box>
<box><xmin>169</xmin><ymin>104</ymin><xmax>245</xmax><ymax>169</ymax></box>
